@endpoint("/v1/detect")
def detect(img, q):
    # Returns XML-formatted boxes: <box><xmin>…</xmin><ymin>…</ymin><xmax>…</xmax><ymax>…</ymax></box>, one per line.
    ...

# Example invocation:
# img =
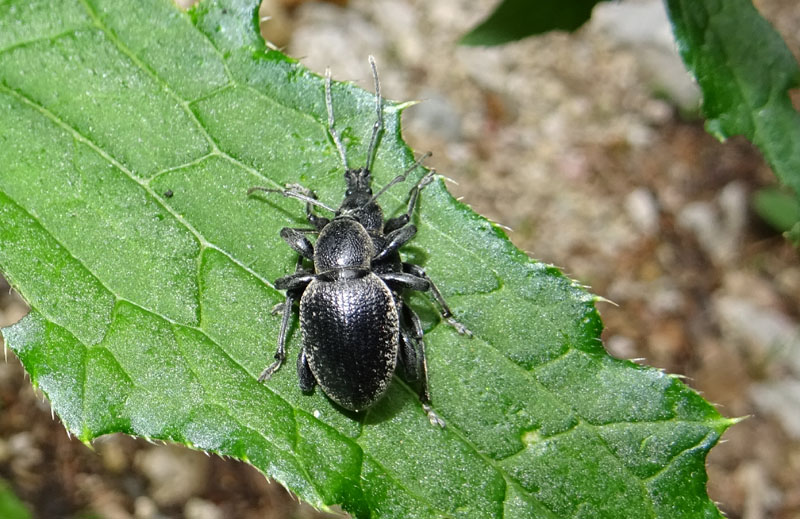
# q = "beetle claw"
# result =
<box><xmin>418</xmin><ymin>171</ymin><xmax>435</xmax><ymax>188</ymax></box>
<box><xmin>258</xmin><ymin>359</ymin><xmax>282</xmax><ymax>382</ymax></box>
<box><xmin>447</xmin><ymin>317</ymin><xmax>473</xmax><ymax>338</ymax></box>
<box><xmin>422</xmin><ymin>403</ymin><xmax>446</xmax><ymax>428</ymax></box>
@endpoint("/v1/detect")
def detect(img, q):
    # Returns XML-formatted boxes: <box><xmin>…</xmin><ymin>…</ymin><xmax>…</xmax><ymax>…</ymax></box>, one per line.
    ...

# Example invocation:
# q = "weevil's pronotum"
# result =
<box><xmin>248</xmin><ymin>57</ymin><xmax>471</xmax><ymax>427</ymax></box>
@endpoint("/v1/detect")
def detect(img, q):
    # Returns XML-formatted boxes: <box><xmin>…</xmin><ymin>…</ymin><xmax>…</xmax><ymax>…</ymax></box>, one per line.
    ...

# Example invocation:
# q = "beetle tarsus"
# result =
<box><xmin>447</xmin><ymin>316</ymin><xmax>473</xmax><ymax>337</ymax></box>
<box><xmin>258</xmin><ymin>356</ymin><xmax>283</xmax><ymax>382</ymax></box>
<box><xmin>422</xmin><ymin>403</ymin><xmax>446</xmax><ymax>428</ymax></box>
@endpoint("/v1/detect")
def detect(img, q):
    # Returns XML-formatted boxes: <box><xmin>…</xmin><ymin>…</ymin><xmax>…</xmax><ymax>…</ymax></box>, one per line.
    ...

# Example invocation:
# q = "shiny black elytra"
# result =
<box><xmin>247</xmin><ymin>57</ymin><xmax>471</xmax><ymax>427</ymax></box>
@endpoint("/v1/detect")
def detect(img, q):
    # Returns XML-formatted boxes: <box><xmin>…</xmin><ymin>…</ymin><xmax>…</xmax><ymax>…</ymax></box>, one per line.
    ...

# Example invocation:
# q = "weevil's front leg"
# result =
<box><xmin>279</xmin><ymin>227</ymin><xmax>315</xmax><ymax>261</ymax></box>
<box><xmin>384</xmin><ymin>171</ymin><xmax>435</xmax><ymax>233</ymax></box>
<box><xmin>402</xmin><ymin>263</ymin><xmax>472</xmax><ymax>337</ymax></box>
<box><xmin>283</xmin><ymin>183</ymin><xmax>330</xmax><ymax>231</ymax></box>
<box><xmin>247</xmin><ymin>184</ymin><xmax>336</xmax><ymax>219</ymax></box>
<box><xmin>372</xmin><ymin>224</ymin><xmax>417</xmax><ymax>263</ymax></box>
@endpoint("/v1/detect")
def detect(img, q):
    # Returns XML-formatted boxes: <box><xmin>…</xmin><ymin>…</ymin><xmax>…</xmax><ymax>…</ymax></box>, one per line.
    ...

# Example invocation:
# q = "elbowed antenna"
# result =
<box><xmin>325</xmin><ymin>68</ymin><xmax>349</xmax><ymax>173</ymax></box>
<box><xmin>364</xmin><ymin>55</ymin><xmax>384</xmax><ymax>174</ymax></box>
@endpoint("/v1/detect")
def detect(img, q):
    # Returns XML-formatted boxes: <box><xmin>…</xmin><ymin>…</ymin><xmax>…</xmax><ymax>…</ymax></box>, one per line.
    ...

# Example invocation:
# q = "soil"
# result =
<box><xmin>2</xmin><ymin>0</ymin><xmax>800</xmax><ymax>517</ymax></box>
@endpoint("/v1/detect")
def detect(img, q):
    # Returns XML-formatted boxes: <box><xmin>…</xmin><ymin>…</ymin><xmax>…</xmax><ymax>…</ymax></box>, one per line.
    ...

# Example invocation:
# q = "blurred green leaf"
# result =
<box><xmin>0</xmin><ymin>481</ymin><xmax>32</xmax><ymax>519</ymax></box>
<box><xmin>665</xmin><ymin>0</ymin><xmax>800</xmax><ymax>200</ymax></box>
<box><xmin>460</xmin><ymin>0</ymin><xmax>608</xmax><ymax>46</ymax></box>
<box><xmin>0</xmin><ymin>0</ymin><xmax>732</xmax><ymax>517</ymax></box>
<box><xmin>753</xmin><ymin>187</ymin><xmax>800</xmax><ymax>232</ymax></box>
<box><xmin>788</xmin><ymin>221</ymin><xmax>800</xmax><ymax>245</ymax></box>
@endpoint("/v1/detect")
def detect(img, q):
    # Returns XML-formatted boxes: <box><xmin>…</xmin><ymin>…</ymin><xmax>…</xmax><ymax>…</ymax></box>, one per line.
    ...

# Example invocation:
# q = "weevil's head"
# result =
<box><xmin>344</xmin><ymin>167</ymin><xmax>371</xmax><ymax>197</ymax></box>
<box><xmin>337</xmin><ymin>167</ymin><xmax>384</xmax><ymax>232</ymax></box>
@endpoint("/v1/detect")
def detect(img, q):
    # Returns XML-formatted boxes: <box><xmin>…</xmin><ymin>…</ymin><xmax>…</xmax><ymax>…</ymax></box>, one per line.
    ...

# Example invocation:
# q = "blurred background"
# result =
<box><xmin>2</xmin><ymin>0</ymin><xmax>799</xmax><ymax>517</ymax></box>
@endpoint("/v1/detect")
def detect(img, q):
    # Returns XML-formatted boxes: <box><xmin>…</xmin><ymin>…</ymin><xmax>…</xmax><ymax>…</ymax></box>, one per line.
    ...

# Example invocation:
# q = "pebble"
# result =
<box><xmin>135</xmin><ymin>445</ymin><xmax>210</xmax><ymax>507</ymax></box>
<box><xmin>590</xmin><ymin>0</ymin><xmax>700</xmax><ymax>109</ymax></box>
<box><xmin>185</xmin><ymin>498</ymin><xmax>224</xmax><ymax>519</ymax></box>
<box><xmin>625</xmin><ymin>187</ymin><xmax>660</xmax><ymax>236</ymax></box>
<box><xmin>677</xmin><ymin>182</ymin><xmax>747</xmax><ymax>265</ymax></box>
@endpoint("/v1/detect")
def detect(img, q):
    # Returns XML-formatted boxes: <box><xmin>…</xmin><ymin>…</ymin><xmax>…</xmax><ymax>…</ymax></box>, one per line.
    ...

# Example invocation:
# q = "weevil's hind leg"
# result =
<box><xmin>259</xmin><ymin>257</ymin><xmax>306</xmax><ymax>383</ymax></box>
<box><xmin>326</xmin><ymin>67</ymin><xmax>349</xmax><ymax>172</ymax></box>
<box><xmin>399</xmin><ymin>302</ymin><xmax>445</xmax><ymax>428</ymax></box>
<box><xmin>403</xmin><ymin>263</ymin><xmax>473</xmax><ymax>337</ymax></box>
<box><xmin>364</xmin><ymin>55</ymin><xmax>384</xmax><ymax>173</ymax></box>
<box><xmin>259</xmin><ymin>290</ymin><xmax>297</xmax><ymax>382</ymax></box>
<box><xmin>297</xmin><ymin>348</ymin><xmax>316</xmax><ymax>393</ymax></box>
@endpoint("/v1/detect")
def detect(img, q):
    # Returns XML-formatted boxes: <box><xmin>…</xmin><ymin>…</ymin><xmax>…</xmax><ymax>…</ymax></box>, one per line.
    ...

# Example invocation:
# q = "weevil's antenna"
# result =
<box><xmin>247</xmin><ymin>186</ymin><xmax>337</xmax><ymax>213</ymax></box>
<box><xmin>326</xmin><ymin>67</ymin><xmax>349</xmax><ymax>172</ymax></box>
<box><xmin>368</xmin><ymin>152</ymin><xmax>432</xmax><ymax>204</ymax></box>
<box><xmin>364</xmin><ymin>55</ymin><xmax>384</xmax><ymax>174</ymax></box>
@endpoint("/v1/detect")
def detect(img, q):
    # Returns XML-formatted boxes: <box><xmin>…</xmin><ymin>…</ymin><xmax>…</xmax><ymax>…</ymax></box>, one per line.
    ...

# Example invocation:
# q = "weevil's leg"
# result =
<box><xmin>270</xmin><ymin>258</ymin><xmax>313</xmax><ymax>315</ymax></box>
<box><xmin>283</xmin><ymin>183</ymin><xmax>330</xmax><ymax>231</ymax></box>
<box><xmin>398</xmin><ymin>330</ymin><xmax>420</xmax><ymax>381</ymax></box>
<box><xmin>258</xmin><ymin>290</ymin><xmax>296</xmax><ymax>382</ymax></box>
<box><xmin>260</xmin><ymin>259</ymin><xmax>315</xmax><ymax>382</ymax></box>
<box><xmin>297</xmin><ymin>348</ymin><xmax>316</xmax><ymax>393</ymax></box>
<box><xmin>372</xmin><ymin>225</ymin><xmax>417</xmax><ymax>263</ymax></box>
<box><xmin>326</xmin><ymin>68</ymin><xmax>349</xmax><ymax>172</ymax></box>
<box><xmin>378</xmin><ymin>271</ymin><xmax>429</xmax><ymax>291</ymax></box>
<box><xmin>279</xmin><ymin>228</ymin><xmax>315</xmax><ymax>260</ymax></box>
<box><xmin>364</xmin><ymin>55</ymin><xmax>384</xmax><ymax>174</ymax></box>
<box><xmin>384</xmin><ymin>170</ymin><xmax>435</xmax><ymax>233</ymax></box>
<box><xmin>396</xmin><ymin>302</ymin><xmax>421</xmax><ymax>383</ymax></box>
<box><xmin>280</xmin><ymin>227</ymin><xmax>320</xmax><ymax>235</ymax></box>
<box><xmin>370</xmin><ymin>154</ymin><xmax>432</xmax><ymax>215</ymax></box>
<box><xmin>274</xmin><ymin>271</ymin><xmax>315</xmax><ymax>291</ymax></box>
<box><xmin>403</xmin><ymin>263</ymin><xmax>473</xmax><ymax>337</ymax></box>
<box><xmin>399</xmin><ymin>303</ymin><xmax>445</xmax><ymax>427</ymax></box>
<box><xmin>247</xmin><ymin>185</ymin><xmax>336</xmax><ymax>214</ymax></box>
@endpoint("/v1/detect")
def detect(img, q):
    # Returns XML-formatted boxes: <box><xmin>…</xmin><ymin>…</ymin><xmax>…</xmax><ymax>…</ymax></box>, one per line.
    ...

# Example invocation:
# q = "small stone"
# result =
<box><xmin>750</xmin><ymin>380</ymin><xmax>800</xmax><ymax>439</ymax></box>
<box><xmin>404</xmin><ymin>90</ymin><xmax>463</xmax><ymax>142</ymax></box>
<box><xmin>136</xmin><ymin>445</ymin><xmax>210</xmax><ymax>507</ymax></box>
<box><xmin>133</xmin><ymin>496</ymin><xmax>160</xmax><ymax>519</ymax></box>
<box><xmin>185</xmin><ymin>498</ymin><xmax>223</xmax><ymax>519</ymax></box>
<box><xmin>625</xmin><ymin>187</ymin><xmax>660</xmax><ymax>236</ymax></box>
<box><xmin>677</xmin><ymin>183</ymin><xmax>747</xmax><ymax>266</ymax></box>
<box><xmin>714</xmin><ymin>295</ymin><xmax>800</xmax><ymax>373</ymax></box>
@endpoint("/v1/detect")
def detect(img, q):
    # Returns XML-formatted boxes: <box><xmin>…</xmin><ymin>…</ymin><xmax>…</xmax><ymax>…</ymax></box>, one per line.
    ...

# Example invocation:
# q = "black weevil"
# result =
<box><xmin>248</xmin><ymin>57</ymin><xmax>471</xmax><ymax>426</ymax></box>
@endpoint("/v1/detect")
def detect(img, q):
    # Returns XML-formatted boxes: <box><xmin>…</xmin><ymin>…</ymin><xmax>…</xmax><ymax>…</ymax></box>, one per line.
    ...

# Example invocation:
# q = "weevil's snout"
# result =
<box><xmin>344</xmin><ymin>168</ymin><xmax>372</xmax><ymax>196</ymax></box>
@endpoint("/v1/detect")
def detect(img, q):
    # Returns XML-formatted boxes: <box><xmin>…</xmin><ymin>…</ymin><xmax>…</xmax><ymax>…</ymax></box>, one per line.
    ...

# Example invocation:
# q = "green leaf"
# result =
<box><xmin>460</xmin><ymin>0</ymin><xmax>608</xmax><ymax>46</ymax></box>
<box><xmin>788</xmin><ymin>221</ymin><xmax>800</xmax><ymax>245</ymax></box>
<box><xmin>0</xmin><ymin>480</ymin><xmax>32</xmax><ymax>519</ymax></box>
<box><xmin>0</xmin><ymin>0</ymin><xmax>732</xmax><ymax>517</ymax></box>
<box><xmin>753</xmin><ymin>187</ymin><xmax>800</xmax><ymax>232</ymax></box>
<box><xmin>665</xmin><ymin>0</ymin><xmax>800</xmax><ymax>198</ymax></box>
